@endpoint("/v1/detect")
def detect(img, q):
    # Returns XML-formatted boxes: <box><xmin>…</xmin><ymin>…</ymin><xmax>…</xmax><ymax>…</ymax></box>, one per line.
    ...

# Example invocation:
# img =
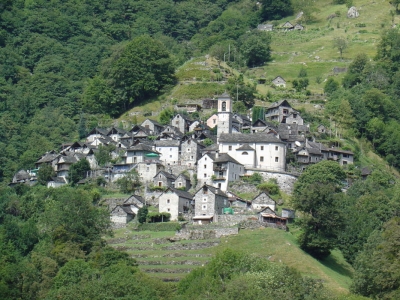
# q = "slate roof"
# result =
<box><xmin>57</xmin><ymin>156</ymin><xmax>77</xmax><ymax>164</ymax></box>
<box><xmin>120</xmin><ymin>205</ymin><xmax>134</xmax><ymax>215</ymax></box>
<box><xmin>205</xmin><ymin>185</ymin><xmax>228</xmax><ymax>197</ymax></box>
<box><xmin>168</xmin><ymin>187</ymin><xmax>193</xmax><ymax>199</ymax></box>
<box><xmin>202</xmin><ymin>143</ymin><xmax>218</xmax><ymax>151</ymax></box>
<box><xmin>107</xmin><ymin>127</ymin><xmax>127</xmax><ymax>135</ymax></box>
<box><xmin>268</xmin><ymin>99</ymin><xmax>291</xmax><ymax>109</ymax></box>
<box><xmin>154</xmin><ymin>140</ymin><xmax>181</xmax><ymax>147</ymax></box>
<box><xmin>236</xmin><ymin>143</ymin><xmax>255</xmax><ymax>151</ymax></box>
<box><xmin>176</xmin><ymin>173</ymin><xmax>190</xmax><ymax>181</ymax></box>
<box><xmin>124</xmin><ymin>195</ymin><xmax>145</xmax><ymax>205</ymax></box>
<box><xmin>87</xmin><ymin>127</ymin><xmax>109</xmax><ymax>136</ymax></box>
<box><xmin>219</xmin><ymin>133</ymin><xmax>284</xmax><ymax>144</ymax></box>
<box><xmin>306</xmin><ymin>147</ymin><xmax>323</xmax><ymax>155</ymax></box>
<box><xmin>127</xmin><ymin>144</ymin><xmax>158</xmax><ymax>153</ymax></box>
<box><xmin>50</xmin><ymin>177</ymin><xmax>67</xmax><ymax>183</ymax></box>
<box><xmin>13</xmin><ymin>170</ymin><xmax>30</xmax><ymax>182</ymax></box>
<box><xmin>307</xmin><ymin>141</ymin><xmax>329</xmax><ymax>151</ymax></box>
<box><xmin>154</xmin><ymin>170</ymin><xmax>176</xmax><ymax>180</ymax></box>
<box><xmin>361</xmin><ymin>167</ymin><xmax>372</xmax><ymax>176</ymax></box>
<box><xmin>214</xmin><ymin>153</ymin><xmax>242</xmax><ymax>165</ymax></box>
<box><xmin>36</xmin><ymin>152</ymin><xmax>59</xmax><ymax>164</ymax></box>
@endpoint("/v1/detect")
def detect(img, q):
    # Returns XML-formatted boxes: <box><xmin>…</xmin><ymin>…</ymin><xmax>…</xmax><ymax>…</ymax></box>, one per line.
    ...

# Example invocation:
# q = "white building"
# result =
<box><xmin>218</xmin><ymin>133</ymin><xmax>286</xmax><ymax>171</ymax></box>
<box><xmin>154</xmin><ymin>140</ymin><xmax>180</xmax><ymax>165</ymax></box>
<box><xmin>217</xmin><ymin>92</ymin><xmax>232</xmax><ymax>138</ymax></box>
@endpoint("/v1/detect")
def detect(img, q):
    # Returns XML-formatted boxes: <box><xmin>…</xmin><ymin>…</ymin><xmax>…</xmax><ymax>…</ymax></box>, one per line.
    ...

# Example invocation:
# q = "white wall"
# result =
<box><xmin>157</xmin><ymin>146</ymin><xmax>179</xmax><ymax>165</ymax></box>
<box><xmin>197</xmin><ymin>154</ymin><xmax>214</xmax><ymax>186</ymax></box>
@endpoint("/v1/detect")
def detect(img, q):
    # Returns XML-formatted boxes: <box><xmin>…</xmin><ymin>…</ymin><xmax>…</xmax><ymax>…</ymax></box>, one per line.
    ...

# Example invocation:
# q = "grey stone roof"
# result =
<box><xmin>107</xmin><ymin>127</ymin><xmax>127</xmax><ymax>135</ymax></box>
<box><xmin>202</xmin><ymin>143</ymin><xmax>218</xmax><ymax>151</ymax></box>
<box><xmin>176</xmin><ymin>173</ymin><xmax>190</xmax><ymax>181</ymax></box>
<box><xmin>154</xmin><ymin>140</ymin><xmax>180</xmax><ymax>147</ymax></box>
<box><xmin>219</xmin><ymin>133</ymin><xmax>284</xmax><ymax>144</ymax></box>
<box><xmin>154</xmin><ymin>170</ymin><xmax>176</xmax><ymax>180</ymax></box>
<box><xmin>214</xmin><ymin>153</ymin><xmax>242</xmax><ymax>165</ymax></box>
<box><xmin>169</xmin><ymin>187</ymin><xmax>193</xmax><ymax>199</ymax></box>
<box><xmin>87</xmin><ymin>127</ymin><xmax>109</xmax><ymax>136</ymax></box>
<box><xmin>50</xmin><ymin>177</ymin><xmax>67</xmax><ymax>183</ymax></box>
<box><xmin>36</xmin><ymin>152</ymin><xmax>59</xmax><ymax>164</ymax></box>
<box><xmin>206</xmin><ymin>185</ymin><xmax>228</xmax><ymax>197</ymax></box>
<box><xmin>127</xmin><ymin>144</ymin><xmax>157</xmax><ymax>153</ymax></box>
<box><xmin>361</xmin><ymin>167</ymin><xmax>372</xmax><ymax>176</ymax></box>
<box><xmin>306</xmin><ymin>147</ymin><xmax>323</xmax><ymax>155</ymax></box>
<box><xmin>268</xmin><ymin>99</ymin><xmax>291</xmax><ymax>109</ymax></box>
<box><xmin>307</xmin><ymin>141</ymin><xmax>329</xmax><ymax>151</ymax></box>
<box><xmin>124</xmin><ymin>195</ymin><xmax>145</xmax><ymax>205</ymax></box>
<box><xmin>12</xmin><ymin>170</ymin><xmax>30</xmax><ymax>182</ymax></box>
<box><xmin>236</xmin><ymin>143</ymin><xmax>255</xmax><ymax>151</ymax></box>
<box><xmin>57</xmin><ymin>156</ymin><xmax>77</xmax><ymax>164</ymax></box>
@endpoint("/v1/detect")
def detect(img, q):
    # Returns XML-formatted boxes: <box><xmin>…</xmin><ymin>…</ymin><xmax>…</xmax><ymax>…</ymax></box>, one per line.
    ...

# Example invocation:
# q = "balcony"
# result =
<box><xmin>213</xmin><ymin>166</ymin><xmax>227</xmax><ymax>171</ymax></box>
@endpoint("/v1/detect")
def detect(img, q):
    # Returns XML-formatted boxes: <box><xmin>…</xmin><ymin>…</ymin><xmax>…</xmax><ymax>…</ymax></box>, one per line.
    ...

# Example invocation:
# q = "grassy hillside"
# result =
<box><xmin>108</xmin><ymin>226</ymin><xmax>356</xmax><ymax>295</ymax></box>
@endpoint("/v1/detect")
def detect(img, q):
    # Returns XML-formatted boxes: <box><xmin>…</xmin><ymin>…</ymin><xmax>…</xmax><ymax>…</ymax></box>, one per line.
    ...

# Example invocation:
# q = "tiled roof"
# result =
<box><xmin>236</xmin><ymin>143</ymin><xmax>255</xmax><ymax>151</ymax></box>
<box><xmin>214</xmin><ymin>153</ymin><xmax>242</xmax><ymax>165</ymax></box>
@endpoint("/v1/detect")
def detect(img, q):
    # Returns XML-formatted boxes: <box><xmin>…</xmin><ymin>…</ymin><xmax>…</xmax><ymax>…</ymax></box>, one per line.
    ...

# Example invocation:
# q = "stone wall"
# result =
<box><xmin>175</xmin><ymin>227</ymin><xmax>238</xmax><ymax>240</ymax></box>
<box><xmin>246</xmin><ymin>170</ymin><xmax>297</xmax><ymax>194</ymax></box>
<box><xmin>218</xmin><ymin>214</ymin><xmax>258</xmax><ymax>227</ymax></box>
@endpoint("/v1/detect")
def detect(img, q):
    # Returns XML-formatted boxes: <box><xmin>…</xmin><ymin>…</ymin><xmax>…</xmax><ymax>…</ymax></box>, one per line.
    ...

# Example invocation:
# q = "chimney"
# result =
<box><xmin>215</xmin><ymin>150</ymin><xmax>219</xmax><ymax>158</ymax></box>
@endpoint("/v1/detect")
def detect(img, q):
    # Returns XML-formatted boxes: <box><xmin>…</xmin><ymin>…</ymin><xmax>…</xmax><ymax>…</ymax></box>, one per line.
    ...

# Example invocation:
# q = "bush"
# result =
<box><xmin>257</xmin><ymin>180</ymin><xmax>280</xmax><ymax>195</ymax></box>
<box><xmin>242</xmin><ymin>173</ymin><xmax>263</xmax><ymax>185</ymax></box>
<box><xmin>137</xmin><ymin>207</ymin><xmax>148</xmax><ymax>224</ymax></box>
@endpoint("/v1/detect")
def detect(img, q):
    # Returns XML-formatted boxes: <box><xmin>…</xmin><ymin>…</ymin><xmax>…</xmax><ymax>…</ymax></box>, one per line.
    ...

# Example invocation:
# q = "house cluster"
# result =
<box><xmin>257</xmin><ymin>21</ymin><xmax>304</xmax><ymax>32</ymax></box>
<box><xmin>10</xmin><ymin>93</ymin><xmax>353</xmax><ymax>226</ymax></box>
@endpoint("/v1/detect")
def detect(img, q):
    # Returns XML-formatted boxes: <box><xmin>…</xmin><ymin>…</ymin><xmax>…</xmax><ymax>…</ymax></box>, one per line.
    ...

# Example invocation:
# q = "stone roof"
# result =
<box><xmin>195</xmin><ymin>184</ymin><xmax>228</xmax><ymax>197</ymax></box>
<box><xmin>202</xmin><ymin>143</ymin><xmax>218</xmax><ymax>151</ymax></box>
<box><xmin>168</xmin><ymin>187</ymin><xmax>193</xmax><ymax>199</ymax></box>
<box><xmin>127</xmin><ymin>144</ymin><xmax>157</xmax><ymax>153</ymax></box>
<box><xmin>12</xmin><ymin>170</ymin><xmax>30</xmax><ymax>182</ymax></box>
<box><xmin>236</xmin><ymin>143</ymin><xmax>255</xmax><ymax>151</ymax></box>
<box><xmin>176</xmin><ymin>173</ymin><xmax>190</xmax><ymax>181</ymax></box>
<box><xmin>154</xmin><ymin>140</ymin><xmax>181</xmax><ymax>147</ymax></box>
<box><xmin>36</xmin><ymin>152</ymin><xmax>59</xmax><ymax>164</ymax></box>
<box><xmin>50</xmin><ymin>177</ymin><xmax>67</xmax><ymax>183</ymax></box>
<box><xmin>87</xmin><ymin>127</ymin><xmax>109</xmax><ymax>136</ymax></box>
<box><xmin>219</xmin><ymin>133</ymin><xmax>284</xmax><ymax>144</ymax></box>
<box><xmin>124</xmin><ymin>195</ymin><xmax>145</xmax><ymax>205</ymax></box>
<box><xmin>307</xmin><ymin>141</ymin><xmax>329</xmax><ymax>151</ymax></box>
<box><xmin>306</xmin><ymin>147</ymin><xmax>323</xmax><ymax>155</ymax></box>
<box><xmin>154</xmin><ymin>170</ymin><xmax>176</xmax><ymax>180</ymax></box>
<box><xmin>214</xmin><ymin>153</ymin><xmax>242</xmax><ymax>165</ymax></box>
<box><xmin>361</xmin><ymin>167</ymin><xmax>372</xmax><ymax>176</ymax></box>
<box><xmin>268</xmin><ymin>99</ymin><xmax>291</xmax><ymax>109</ymax></box>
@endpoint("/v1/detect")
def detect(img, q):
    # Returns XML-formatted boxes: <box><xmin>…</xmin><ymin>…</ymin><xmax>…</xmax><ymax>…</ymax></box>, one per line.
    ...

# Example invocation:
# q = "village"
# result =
<box><xmin>10</xmin><ymin>94</ymin><xmax>354</xmax><ymax>229</ymax></box>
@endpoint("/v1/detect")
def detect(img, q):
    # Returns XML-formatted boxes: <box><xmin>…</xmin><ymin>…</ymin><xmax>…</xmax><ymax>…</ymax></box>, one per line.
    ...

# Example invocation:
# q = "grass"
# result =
<box><xmin>107</xmin><ymin>225</ymin><xmax>355</xmax><ymax>295</ymax></box>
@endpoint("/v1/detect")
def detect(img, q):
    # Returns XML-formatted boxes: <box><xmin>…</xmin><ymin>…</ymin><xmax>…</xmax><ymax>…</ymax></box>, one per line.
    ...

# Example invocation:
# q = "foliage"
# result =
<box><xmin>94</xmin><ymin>144</ymin><xmax>115</xmax><ymax>167</ymax></box>
<box><xmin>257</xmin><ymin>180</ymin><xmax>280</xmax><ymax>195</ymax></box>
<box><xmin>202</xmin><ymin>138</ymin><xmax>214</xmax><ymax>147</ymax></box>
<box><xmin>242</xmin><ymin>173</ymin><xmax>263</xmax><ymax>185</ymax></box>
<box><xmin>324</xmin><ymin>78</ymin><xmax>340</xmax><ymax>95</ymax></box>
<box><xmin>239</xmin><ymin>30</ymin><xmax>272</xmax><ymax>67</ymax></box>
<box><xmin>252</xmin><ymin>106</ymin><xmax>266</xmax><ymax>122</ymax></box>
<box><xmin>159</xmin><ymin>108</ymin><xmax>174</xmax><ymax>125</ymax></box>
<box><xmin>333</xmin><ymin>37</ymin><xmax>348</xmax><ymax>60</ymax></box>
<box><xmin>147</xmin><ymin>212</ymin><xmax>171</xmax><ymax>223</ymax></box>
<box><xmin>293</xmin><ymin>161</ymin><xmax>346</xmax><ymax>258</ymax></box>
<box><xmin>351</xmin><ymin>217</ymin><xmax>400</xmax><ymax>299</ymax></box>
<box><xmin>68</xmin><ymin>159</ymin><xmax>91</xmax><ymax>185</ymax></box>
<box><xmin>177</xmin><ymin>249</ymin><xmax>334</xmax><ymax>299</ymax></box>
<box><xmin>137</xmin><ymin>206</ymin><xmax>149</xmax><ymax>224</ymax></box>
<box><xmin>233</xmin><ymin>101</ymin><xmax>248</xmax><ymax>114</ymax></box>
<box><xmin>37</xmin><ymin>164</ymin><xmax>55</xmax><ymax>185</ymax></box>
<box><xmin>260</xmin><ymin>0</ymin><xmax>293</xmax><ymax>21</ymax></box>
<box><xmin>292</xmin><ymin>78</ymin><xmax>309</xmax><ymax>92</ymax></box>
<box><xmin>115</xmin><ymin>171</ymin><xmax>142</xmax><ymax>194</ymax></box>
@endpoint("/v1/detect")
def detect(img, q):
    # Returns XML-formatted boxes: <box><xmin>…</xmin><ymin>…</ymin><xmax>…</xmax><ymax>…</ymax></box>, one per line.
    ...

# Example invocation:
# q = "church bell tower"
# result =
<box><xmin>217</xmin><ymin>92</ymin><xmax>232</xmax><ymax>138</ymax></box>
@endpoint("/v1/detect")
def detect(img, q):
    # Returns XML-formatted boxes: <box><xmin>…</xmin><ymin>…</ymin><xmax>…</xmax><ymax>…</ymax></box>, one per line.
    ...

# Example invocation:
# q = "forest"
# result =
<box><xmin>2</xmin><ymin>0</ymin><xmax>400</xmax><ymax>299</ymax></box>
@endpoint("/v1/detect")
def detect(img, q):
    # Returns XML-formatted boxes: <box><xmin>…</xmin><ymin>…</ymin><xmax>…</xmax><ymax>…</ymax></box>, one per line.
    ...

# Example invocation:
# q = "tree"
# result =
<box><xmin>210</xmin><ymin>43</ymin><xmax>226</xmax><ymax>67</ymax></box>
<box><xmin>324</xmin><ymin>78</ymin><xmax>339</xmax><ymax>95</ymax></box>
<box><xmin>37</xmin><ymin>164</ymin><xmax>55</xmax><ymax>185</ymax></box>
<box><xmin>68</xmin><ymin>159</ymin><xmax>91</xmax><ymax>185</ymax></box>
<box><xmin>292</xmin><ymin>161</ymin><xmax>346</xmax><ymax>258</ymax></box>
<box><xmin>115</xmin><ymin>170</ymin><xmax>141</xmax><ymax>194</ymax></box>
<box><xmin>260</xmin><ymin>0</ymin><xmax>293</xmax><ymax>21</ymax></box>
<box><xmin>94</xmin><ymin>144</ymin><xmax>115</xmax><ymax>167</ymax></box>
<box><xmin>333</xmin><ymin>37</ymin><xmax>348</xmax><ymax>59</ymax></box>
<box><xmin>233</xmin><ymin>101</ymin><xmax>247</xmax><ymax>114</ymax></box>
<box><xmin>158</xmin><ymin>108</ymin><xmax>174</xmax><ymax>125</ymax></box>
<box><xmin>137</xmin><ymin>206</ymin><xmax>148</xmax><ymax>224</ymax></box>
<box><xmin>239</xmin><ymin>31</ymin><xmax>272</xmax><ymax>67</ymax></box>
<box><xmin>227</xmin><ymin>75</ymin><xmax>256</xmax><ymax>108</ymax></box>
<box><xmin>203</xmin><ymin>138</ymin><xmax>214</xmax><ymax>147</ymax></box>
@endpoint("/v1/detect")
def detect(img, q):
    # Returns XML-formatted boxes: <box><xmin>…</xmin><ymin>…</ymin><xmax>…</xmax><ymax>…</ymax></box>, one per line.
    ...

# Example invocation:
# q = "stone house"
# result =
<box><xmin>251</xmin><ymin>192</ymin><xmax>276</xmax><ymax>211</ymax></box>
<box><xmin>154</xmin><ymin>140</ymin><xmax>180</xmax><ymax>165</ymax></box>
<box><xmin>212</xmin><ymin>153</ymin><xmax>245</xmax><ymax>191</ymax></box>
<box><xmin>129</xmin><ymin>125</ymin><xmax>152</xmax><ymax>140</ymax></box>
<box><xmin>171</xmin><ymin>114</ymin><xmax>193</xmax><ymax>134</ymax></box>
<box><xmin>282</xmin><ymin>208</ymin><xmax>295</xmax><ymax>219</ymax></box>
<box><xmin>153</xmin><ymin>170</ymin><xmax>176</xmax><ymax>188</ymax></box>
<box><xmin>218</xmin><ymin>133</ymin><xmax>286</xmax><ymax>171</ymax></box>
<box><xmin>175</xmin><ymin>173</ymin><xmax>191</xmax><ymax>191</ymax></box>
<box><xmin>206</xmin><ymin>113</ymin><xmax>219</xmax><ymax>129</ymax></box>
<box><xmin>233</xmin><ymin>113</ymin><xmax>251</xmax><ymax>128</ymax></box>
<box><xmin>285</xmin><ymin>112</ymin><xmax>304</xmax><ymax>125</ymax></box>
<box><xmin>107</xmin><ymin>127</ymin><xmax>127</xmax><ymax>142</ymax></box>
<box><xmin>265</xmin><ymin>100</ymin><xmax>295</xmax><ymax>123</ymax></box>
<box><xmin>47</xmin><ymin>177</ymin><xmax>68</xmax><ymax>188</ymax></box>
<box><xmin>35</xmin><ymin>151</ymin><xmax>60</xmax><ymax>170</ymax></box>
<box><xmin>282</xmin><ymin>21</ymin><xmax>294</xmax><ymax>30</ymax></box>
<box><xmin>294</xmin><ymin>147</ymin><xmax>324</xmax><ymax>167</ymax></box>
<box><xmin>110</xmin><ymin>205</ymin><xmax>135</xmax><ymax>223</ymax></box>
<box><xmin>193</xmin><ymin>184</ymin><xmax>229</xmax><ymax>224</ymax></box>
<box><xmin>317</xmin><ymin>124</ymin><xmax>327</xmax><ymax>133</ymax></box>
<box><xmin>189</xmin><ymin>120</ymin><xmax>200</xmax><ymax>132</ymax></box>
<box><xmin>125</xmin><ymin>143</ymin><xmax>159</xmax><ymax>164</ymax></box>
<box><xmin>328</xmin><ymin>148</ymin><xmax>354</xmax><ymax>165</ymax></box>
<box><xmin>141</xmin><ymin>119</ymin><xmax>164</xmax><ymax>135</ymax></box>
<box><xmin>158</xmin><ymin>187</ymin><xmax>193</xmax><ymax>221</ymax></box>
<box><xmin>86</xmin><ymin>127</ymin><xmax>108</xmax><ymax>142</ymax></box>
<box><xmin>257</xmin><ymin>24</ymin><xmax>274</xmax><ymax>31</ymax></box>
<box><xmin>175</xmin><ymin>103</ymin><xmax>201</xmax><ymax>113</ymax></box>
<box><xmin>272</xmin><ymin>76</ymin><xmax>287</xmax><ymax>88</ymax></box>
<box><xmin>258</xmin><ymin>207</ymin><xmax>287</xmax><ymax>229</ymax></box>
<box><xmin>202</xmin><ymin>98</ymin><xmax>218</xmax><ymax>109</ymax></box>
<box><xmin>137</xmin><ymin>161</ymin><xmax>164</xmax><ymax>183</ymax></box>
<box><xmin>123</xmin><ymin>195</ymin><xmax>145</xmax><ymax>214</ymax></box>
<box><xmin>180</xmin><ymin>138</ymin><xmax>204</xmax><ymax>167</ymax></box>
<box><xmin>55</xmin><ymin>155</ymin><xmax>78</xmax><ymax>178</ymax></box>
<box><xmin>294</xmin><ymin>24</ymin><xmax>304</xmax><ymax>30</ymax></box>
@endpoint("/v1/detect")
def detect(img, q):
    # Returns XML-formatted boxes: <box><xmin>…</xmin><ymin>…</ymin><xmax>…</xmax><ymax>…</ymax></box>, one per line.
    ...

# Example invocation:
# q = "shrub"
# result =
<box><xmin>137</xmin><ymin>222</ymin><xmax>182</xmax><ymax>231</ymax></box>
<box><xmin>243</xmin><ymin>173</ymin><xmax>263</xmax><ymax>185</ymax></box>
<box><xmin>257</xmin><ymin>179</ymin><xmax>280</xmax><ymax>195</ymax></box>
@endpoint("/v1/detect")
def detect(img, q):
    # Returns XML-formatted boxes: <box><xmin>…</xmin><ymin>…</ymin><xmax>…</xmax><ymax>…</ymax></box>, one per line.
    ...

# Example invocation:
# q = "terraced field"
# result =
<box><xmin>107</xmin><ymin>229</ymin><xmax>218</xmax><ymax>281</ymax></box>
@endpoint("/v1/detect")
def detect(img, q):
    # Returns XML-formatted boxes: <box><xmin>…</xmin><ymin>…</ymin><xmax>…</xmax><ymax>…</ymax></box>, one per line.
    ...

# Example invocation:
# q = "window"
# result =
<box><xmin>167</xmin><ymin>208</ymin><xmax>170</xmax><ymax>212</ymax></box>
<box><xmin>222</xmin><ymin>101</ymin><xmax>226</xmax><ymax>111</ymax></box>
<box><xmin>219</xmin><ymin>171</ymin><xmax>223</xmax><ymax>176</ymax></box>
<box><xmin>191</xmin><ymin>156</ymin><xmax>193</xmax><ymax>160</ymax></box>
<box><xmin>175</xmin><ymin>121</ymin><xmax>179</xmax><ymax>125</ymax></box>
<box><xmin>204</xmin><ymin>164</ymin><xmax>207</xmax><ymax>169</ymax></box>
<box><xmin>204</xmin><ymin>173</ymin><xmax>207</xmax><ymax>178</ymax></box>
<box><xmin>146</xmin><ymin>167</ymin><xmax>149</xmax><ymax>172</ymax></box>
<box><xmin>213</xmin><ymin>119</ymin><xmax>216</xmax><ymax>124</ymax></box>
<box><xmin>260</xmin><ymin>156</ymin><xmax>264</xmax><ymax>162</ymax></box>
<box><xmin>261</xmin><ymin>146</ymin><xmax>264</xmax><ymax>150</ymax></box>
<box><xmin>202</xmin><ymin>204</ymin><xmax>207</xmax><ymax>210</ymax></box>
<box><xmin>275</xmin><ymin>146</ymin><xmax>278</xmax><ymax>151</ymax></box>
<box><xmin>158</xmin><ymin>182</ymin><xmax>162</xmax><ymax>187</ymax></box>
<box><xmin>218</xmin><ymin>183</ymin><xmax>221</xmax><ymax>188</ymax></box>
<box><xmin>169</xmin><ymin>155</ymin><xmax>172</xmax><ymax>158</ymax></box>
<box><xmin>159</xmin><ymin>175</ymin><xmax>162</xmax><ymax>178</ymax></box>
<box><xmin>178</xmin><ymin>182</ymin><xmax>182</xmax><ymax>187</ymax></box>
<box><xmin>167</xmin><ymin>199</ymin><xmax>170</xmax><ymax>204</ymax></box>
<box><xmin>203</xmin><ymin>186</ymin><xmax>208</xmax><ymax>194</ymax></box>
<box><xmin>242</xmin><ymin>152</ymin><xmax>248</xmax><ymax>155</ymax></box>
<box><xmin>170</xmin><ymin>148</ymin><xmax>172</xmax><ymax>151</ymax></box>
<box><xmin>187</xmin><ymin>148</ymin><xmax>190</xmax><ymax>152</ymax></box>
<box><xmin>229</xmin><ymin>146</ymin><xmax>232</xmax><ymax>151</ymax></box>
<box><xmin>293</xmin><ymin>114</ymin><xmax>297</xmax><ymax>118</ymax></box>
<box><xmin>275</xmin><ymin>157</ymin><xmax>279</xmax><ymax>162</ymax></box>
<box><xmin>203</xmin><ymin>198</ymin><xmax>207</xmax><ymax>202</ymax></box>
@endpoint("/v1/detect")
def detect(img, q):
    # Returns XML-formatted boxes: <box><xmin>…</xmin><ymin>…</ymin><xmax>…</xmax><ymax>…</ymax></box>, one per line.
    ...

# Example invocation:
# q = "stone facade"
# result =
<box><xmin>181</xmin><ymin>138</ymin><xmax>203</xmax><ymax>167</ymax></box>
<box><xmin>158</xmin><ymin>188</ymin><xmax>193</xmax><ymax>221</ymax></box>
<box><xmin>207</xmin><ymin>114</ymin><xmax>218</xmax><ymax>129</ymax></box>
<box><xmin>137</xmin><ymin>161</ymin><xmax>164</xmax><ymax>183</ymax></box>
<box><xmin>155</xmin><ymin>140</ymin><xmax>180</xmax><ymax>165</ymax></box>
<box><xmin>251</xmin><ymin>192</ymin><xmax>276</xmax><ymax>211</ymax></box>
<box><xmin>197</xmin><ymin>153</ymin><xmax>215</xmax><ymax>186</ymax></box>
<box><xmin>175</xmin><ymin>173</ymin><xmax>191</xmax><ymax>191</ymax></box>
<box><xmin>193</xmin><ymin>185</ymin><xmax>229</xmax><ymax>220</ymax></box>
<box><xmin>153</xmin><ymin>170</ymin><xmax>176</xmax><ymax>188</ymax></box>
<box><xmin>110</xmin><ymin>205</ymin><xmax>134</xmax><ymax>223</ymax></box>
<box><xmin>171</xmin><ymin>114</ymin><xmax>191</xmax><ymax>134</ymax></box>
<box><xmin>141</xmin><ymin>119</ymin><xmax>163</xmax><ymax>134</ymax></box>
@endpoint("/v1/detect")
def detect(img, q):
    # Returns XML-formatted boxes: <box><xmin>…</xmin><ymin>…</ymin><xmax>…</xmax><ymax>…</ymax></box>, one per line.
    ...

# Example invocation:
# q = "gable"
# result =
<box><xmin>253</xmin><ymin>193</ymin><xmax>275</xmax><ymax>205</ymax></box>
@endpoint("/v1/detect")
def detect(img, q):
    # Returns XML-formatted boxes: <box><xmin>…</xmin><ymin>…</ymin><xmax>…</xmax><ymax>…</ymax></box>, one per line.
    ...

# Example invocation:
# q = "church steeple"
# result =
<box><xmin>217</xmin><ymin>92</ymin><xmax>232</xmax><ymax>138</ymax></box>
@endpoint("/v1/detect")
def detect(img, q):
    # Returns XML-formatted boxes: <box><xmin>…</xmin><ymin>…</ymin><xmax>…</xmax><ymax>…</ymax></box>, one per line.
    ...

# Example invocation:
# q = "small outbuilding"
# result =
<box><xmin>110</xmin><ymin>205</ymin><xmax>135</xmax><ymax>223</ymax></box>
<box><xmin>272</xmin><ymin>76</ymin><xmax>286</xmax><ymax>88</ymax></box>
